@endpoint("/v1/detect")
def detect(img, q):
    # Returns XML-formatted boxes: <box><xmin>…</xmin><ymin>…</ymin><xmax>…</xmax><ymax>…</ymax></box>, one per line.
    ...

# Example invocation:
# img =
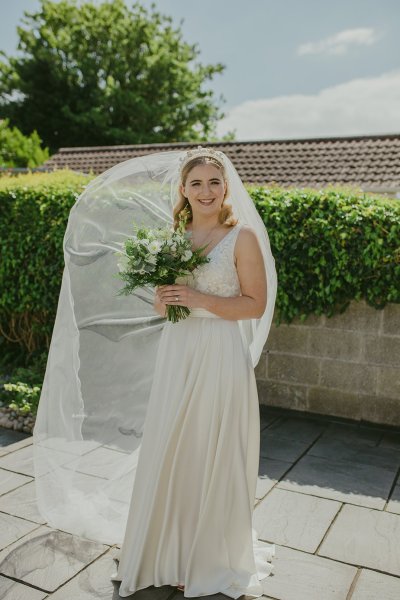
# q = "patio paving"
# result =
<box><xmin>0</xmin><ymin>405</ymin><xmax>399</xmax><ymax>600</ymax></box>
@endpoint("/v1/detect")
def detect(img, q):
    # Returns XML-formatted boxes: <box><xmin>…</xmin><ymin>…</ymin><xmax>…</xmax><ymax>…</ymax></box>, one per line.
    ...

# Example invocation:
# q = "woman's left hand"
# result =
<box><xmin>157</xmin><ymin>284</ymin><xmax>204</xmax><ymax>309</ymax></box>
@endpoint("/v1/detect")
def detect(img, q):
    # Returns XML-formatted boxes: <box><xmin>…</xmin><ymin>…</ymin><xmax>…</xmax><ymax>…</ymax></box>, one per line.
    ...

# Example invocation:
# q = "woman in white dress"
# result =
<box><xmin>33</xmin><ymin>145</ymin><xmax>277</xmax><ymax>599</ymax></box>
<box><xmin>110</xmin><ymin>147</ymin><xmax>277</xmax><ymax>598</ymax></box>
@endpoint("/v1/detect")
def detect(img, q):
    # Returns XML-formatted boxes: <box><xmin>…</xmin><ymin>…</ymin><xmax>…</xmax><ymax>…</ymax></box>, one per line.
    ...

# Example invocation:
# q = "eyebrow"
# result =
<box><xmin>189</xmin><ymin>177</ymin><xmax>222</xmax><ymax>183</ymax></box>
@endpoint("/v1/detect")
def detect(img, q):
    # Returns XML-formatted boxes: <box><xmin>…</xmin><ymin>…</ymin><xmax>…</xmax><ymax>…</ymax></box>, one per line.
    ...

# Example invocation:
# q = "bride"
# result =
<box><xmin>111</xmin><ymin>147</ymin><xmax>277</xmax><ymax>597</ymax></box>
<box><xmin>32</xmin><ymin>146</ymin><xmax>278</xmax><ymax>599</ymax></box>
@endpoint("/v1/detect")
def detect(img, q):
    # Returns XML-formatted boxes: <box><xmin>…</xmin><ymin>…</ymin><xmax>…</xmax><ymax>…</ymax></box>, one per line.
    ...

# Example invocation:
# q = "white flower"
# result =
<box><xmin>182</xmin><ymin>250</ymin><xmax>192</xmax><ymax>262</ymax></box>
<box><xmin>146</xmin><ymin>254</ymin><xmax>157</xmax><ymax>265</ymax></box>
<box><xmin>148</xmin><ymin>240</ymin><xmax>162</xmax><ymax>254</ymax></box>
<box><xmin>159</xmin><ymin>228</ymin><xmax>174</xmax><ymax>240</ymax></box>
<box><xmin>170</xmin><ymin>243</ymin><xmax>177</xmax><ymax>252</ymax></box>
<box><xmin>140</xmin><ymin>238</ymin><xmax>150</xmax><ymax>246</ymax></box>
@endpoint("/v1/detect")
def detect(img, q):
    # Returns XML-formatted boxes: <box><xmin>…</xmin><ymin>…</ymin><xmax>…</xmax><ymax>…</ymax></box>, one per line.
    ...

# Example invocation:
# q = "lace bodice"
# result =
<box><xmin>183</xmin><ymin>223</ymin><xmax>243</xmax><ymax>297</ymax></box>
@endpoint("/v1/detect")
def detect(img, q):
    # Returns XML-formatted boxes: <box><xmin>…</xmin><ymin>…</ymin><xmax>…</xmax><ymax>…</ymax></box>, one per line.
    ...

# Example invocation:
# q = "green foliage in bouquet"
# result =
<box><xmin>115</xmin><ymin>209</ymin><xmax>210</xmax><ymax>322</ymax></box>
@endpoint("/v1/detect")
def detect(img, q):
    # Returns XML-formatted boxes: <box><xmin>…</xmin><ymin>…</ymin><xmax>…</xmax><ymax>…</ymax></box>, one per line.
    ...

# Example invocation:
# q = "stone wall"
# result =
<box><xmin>255</xmin><ymin>299</ymin><xmax>400</xmax><ymax>427</ymax></box>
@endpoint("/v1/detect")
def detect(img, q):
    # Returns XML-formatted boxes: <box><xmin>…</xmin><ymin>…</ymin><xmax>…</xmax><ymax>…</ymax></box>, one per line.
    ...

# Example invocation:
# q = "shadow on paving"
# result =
<box><xmin>0</xmin><ymin>428</ymin><xmax>30</xmax><ymax>448</ymax></box>
<box><xmin>0</xmin><ymin>406</ymin><xmax>399</xmax><ymax>600</ymax></box>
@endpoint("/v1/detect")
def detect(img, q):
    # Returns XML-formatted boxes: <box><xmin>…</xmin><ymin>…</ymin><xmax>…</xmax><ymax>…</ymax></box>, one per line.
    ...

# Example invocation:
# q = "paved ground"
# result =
<box><xmin>0</xmin><ymin>427</ymin><xmax>30</xmax><ymax>448</ymax></box>
<box><xmin>0</xmin><ymin>406</ymin><xmax>399</xmax><ymax>600</ymax></box>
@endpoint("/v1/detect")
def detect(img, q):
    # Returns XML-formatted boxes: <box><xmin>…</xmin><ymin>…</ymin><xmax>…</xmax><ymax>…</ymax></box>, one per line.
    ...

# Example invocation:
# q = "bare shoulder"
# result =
<box><xmin>237</xmin><ymin>224</ymin><xmax>257</xmax><ymax>239</ymax></box>
<box><xmin>235</xmin><ymin>224</ymin><xmax>261</xmax><ymax>250</ymax></box>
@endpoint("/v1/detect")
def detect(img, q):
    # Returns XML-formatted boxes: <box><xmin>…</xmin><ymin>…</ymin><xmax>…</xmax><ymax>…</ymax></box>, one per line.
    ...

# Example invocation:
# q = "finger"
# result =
<box><xmin>163</xmin><ymin>294</ymin><xmax>180</xmax><ymax>301</ymax></box>
<box><xmin>165</xmin><ymin>285</ymin><xmax>184</xmax><ymax>291</ymax></box>
<box><xmin>164</xmin><ymin>292</ymin><xmax>181</xmax><ymax>300</ymax></box>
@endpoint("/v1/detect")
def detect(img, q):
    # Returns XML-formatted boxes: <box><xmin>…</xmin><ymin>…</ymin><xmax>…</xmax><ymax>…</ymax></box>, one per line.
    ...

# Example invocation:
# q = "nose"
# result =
<box><xmin>198</xmin><ymin>182</ymin><xmax>212</xmax><ymax>194</ymax></box>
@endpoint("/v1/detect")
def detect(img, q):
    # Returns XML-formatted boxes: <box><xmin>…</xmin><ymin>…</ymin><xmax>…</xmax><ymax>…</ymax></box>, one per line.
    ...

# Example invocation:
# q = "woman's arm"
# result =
<box><xmin>157</xmin><ymin>226</ymin><xmax>267</xmax><ymax>321</ymax></box>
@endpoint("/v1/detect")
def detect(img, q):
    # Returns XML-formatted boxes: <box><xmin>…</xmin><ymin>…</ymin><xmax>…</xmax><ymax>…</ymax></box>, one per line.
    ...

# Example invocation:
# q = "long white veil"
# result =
<box><xmin>33</xmin><ymin>149</ymin><xmax>278</xmax><ymax>545</ymax></box>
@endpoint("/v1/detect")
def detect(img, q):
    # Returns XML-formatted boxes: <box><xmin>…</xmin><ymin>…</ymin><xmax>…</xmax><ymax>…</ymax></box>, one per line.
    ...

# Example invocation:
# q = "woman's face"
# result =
<box><xmin>180</xmin><ymin>163</ymin><xmax>227</xmax><ymax>218</ymax></box>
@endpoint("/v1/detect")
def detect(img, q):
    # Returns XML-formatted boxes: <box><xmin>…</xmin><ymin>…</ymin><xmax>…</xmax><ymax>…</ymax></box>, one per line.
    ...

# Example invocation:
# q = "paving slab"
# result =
<box><xmin>62</xmin><ymin>445</ymin><xmax>132</xmax><ymax>479</ymax></box>
<box><xmin>318</xmin><ymin>504</ymin><xmax>400</xmax><ymax>577</ymax></box>
<box><xmin>50</xmin><ymin>546</ymin><xmax>176</xmax><ymax>599</ymax></box>
<box><xmin>259</xmin><ymin>413</ymin><xmax>281</xmax><ymax>432</ymax></box>
<box><xmin>276</xmin><ymin>454</ymin><xmax>396</xmax><ymax>509</ymax></box>
<box><xmin>0</xmin><ymin>468</ymin><xmax>32</xmax><ymax>496</ymax></box>
<box><xmin>0</xmin><ymin>445</ymin><xmax>71</xmax><ymax>478</ymax></box>
<box><xmin>0</xmin><ymin>428</ymin><xmax>30</xmax><ymax>448</ymax></box>
<box><xmin>0</xmin><ymin>512</ymin><xmax>40</xmax><ymax>551</ymax></box>
<box><xmin>320</xmin><ymin>422</ymin><xmax>383</xmax><ymax>445</ymax></box>
<box><xmin>259</xmin><ymin>543</ymin><xmax>357</xmax><ymax>600</ymax></box>
<box><xmin>350</xmin><ymin>568</ymin><xmax>400</xmax><ymax>600</ymax></box>
<box><xmin>387</xmin><ymin>484</ymin><xmax>400</xmax><ymax>514</ymax></box>
<box><xmin>253</xmin><ymin>487</ymin><xmax>341</xmax><ymax>552</ymax></box>
<box><xmin>0</xmin><ymin>525</ymin><xmax>108</xmax><ymax>592</ymax></box>
<box><xmin>256</xmin><ymin>456</ymin><xmax>291</xmax><ymax>500</ymax></box>
<box><xmin>306</xmin><ymin>436</ymin><xmax>400</xmax><ymax>470</ymax></box>
<box><xmin>264</xmin><ymin>416</ymin><xmax>327</xmax><ymax>443</ymax></box>
<box><xmin>378</xmin><ymin>430</ymin><xmax>400</xmax><ymax>452</ymax></box>
<box><xmin>0</xmin><ymin>481</ymin><xmax>46</xmax><ymax>524</ymax></box>
<box><xmin>0</xmin><ymin>436</ymin><xmax>33</xmax><ymax>458</ymax></box>
<box><xmin>0</xmin><ymin>574</ymin><xmax>47</xmax><ymax>599</ymax></box>
<box><xmin>260</xmin><ymin>430</ymin><xmax>311</xmax><ymax>464</ymax></box>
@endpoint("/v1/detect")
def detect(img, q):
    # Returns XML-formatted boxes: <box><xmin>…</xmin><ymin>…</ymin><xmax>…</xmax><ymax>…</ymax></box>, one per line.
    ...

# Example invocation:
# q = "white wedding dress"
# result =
<box><xmin>110</xmin><ymin>222</ymin><xmax>275</xmax><ymax>598</ymax></box>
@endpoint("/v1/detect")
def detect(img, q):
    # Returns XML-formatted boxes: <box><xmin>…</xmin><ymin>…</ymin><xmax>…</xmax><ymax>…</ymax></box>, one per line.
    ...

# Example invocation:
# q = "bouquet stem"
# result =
<box><xmin>166</xmin><ymin>305</ymin><xmax>191</xmax><ymax>323</ymax></box>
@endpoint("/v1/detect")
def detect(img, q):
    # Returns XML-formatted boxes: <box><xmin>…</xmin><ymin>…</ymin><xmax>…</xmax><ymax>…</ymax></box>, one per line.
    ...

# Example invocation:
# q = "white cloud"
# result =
<box><xmin>297</xmin><ymin>27</ymin><xmax>380</xmax><ymax>57</ymax></box>
<box><xmin>217</xmin><ymin>71</ymin><xmax>400</xmax><ymax>141</ymax></box>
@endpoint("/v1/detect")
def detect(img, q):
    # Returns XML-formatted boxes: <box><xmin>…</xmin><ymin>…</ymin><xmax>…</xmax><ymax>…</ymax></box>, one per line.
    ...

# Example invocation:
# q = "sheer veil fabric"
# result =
<box><xmin>33</xmin><ymin>148</ymin><xmax>278</xmax><ymax>545</ymax></box>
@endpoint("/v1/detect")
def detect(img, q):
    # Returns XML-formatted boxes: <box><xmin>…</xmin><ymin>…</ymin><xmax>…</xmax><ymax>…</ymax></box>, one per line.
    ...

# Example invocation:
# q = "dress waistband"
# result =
<box><xmin>188</xmin><ymin>308</ymin><xmax>221</xmax><ymax>319</ymax></box>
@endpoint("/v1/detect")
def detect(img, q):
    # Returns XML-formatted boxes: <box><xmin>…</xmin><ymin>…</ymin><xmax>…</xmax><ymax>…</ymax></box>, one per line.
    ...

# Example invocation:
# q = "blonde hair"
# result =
<box><xmin>173</xmin><ymin>155</ymin><xmax>238</xmax><ymax>230</ymax></box>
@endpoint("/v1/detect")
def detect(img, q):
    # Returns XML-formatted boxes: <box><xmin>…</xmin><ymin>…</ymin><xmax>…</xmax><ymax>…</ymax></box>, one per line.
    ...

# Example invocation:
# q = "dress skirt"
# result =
<box><xmin>111</xmin><ymin>308</ymin><xmax>275</xmax><ymax>598</ymax></box>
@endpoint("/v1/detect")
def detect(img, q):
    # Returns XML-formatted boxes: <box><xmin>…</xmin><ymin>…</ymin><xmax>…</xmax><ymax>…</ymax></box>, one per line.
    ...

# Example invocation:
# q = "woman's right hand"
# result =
<box><xmin>154</xmin><ymin>286</ymin><xmax>167</xmax><ymax>317</ymax></box>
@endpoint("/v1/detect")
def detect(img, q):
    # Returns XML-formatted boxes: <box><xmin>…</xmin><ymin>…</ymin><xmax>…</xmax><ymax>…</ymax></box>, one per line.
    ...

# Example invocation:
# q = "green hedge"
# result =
<box><xmin>0</xmin><ymin>170</ymin><xmax>92</xmax><ymax>357</ymax></box>
<box><xmin>249</xmin><ymin>185</ymin><xmax>400</xmax><ymax>323</ymax></box>
<box><xmin>0</xmin><ymin>171</ymin><xmax>399</xmax><ymax>361</ymax></box>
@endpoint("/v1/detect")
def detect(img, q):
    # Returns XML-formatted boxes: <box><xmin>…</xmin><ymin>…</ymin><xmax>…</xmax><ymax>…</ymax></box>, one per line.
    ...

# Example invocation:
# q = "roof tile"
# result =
<box><xmin>42</xmin><ymin>133</ymin><xmax>400</xmax><ymax>192</ymax></box>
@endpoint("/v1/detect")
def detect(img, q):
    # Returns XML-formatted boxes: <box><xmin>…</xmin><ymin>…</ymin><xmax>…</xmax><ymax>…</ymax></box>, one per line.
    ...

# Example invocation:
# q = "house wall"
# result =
<box><xmin>255</xmin><ymin>299</ymin><xmax>400</xmax><ymax>427</ymax></box>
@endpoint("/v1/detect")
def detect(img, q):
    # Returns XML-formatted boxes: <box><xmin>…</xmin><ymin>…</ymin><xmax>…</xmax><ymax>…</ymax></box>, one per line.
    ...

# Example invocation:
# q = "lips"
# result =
<box><xmin>198</xmin><ymin>199</ymin><xmax>215</xmax><ymax>205</ymax></box>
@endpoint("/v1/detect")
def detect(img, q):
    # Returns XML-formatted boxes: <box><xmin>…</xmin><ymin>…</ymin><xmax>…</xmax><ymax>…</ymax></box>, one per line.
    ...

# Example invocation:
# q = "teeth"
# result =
<box><xmin>199</xmin><ymin>199</ymin><xmax>214</xmax><ymax>204</ymax></box>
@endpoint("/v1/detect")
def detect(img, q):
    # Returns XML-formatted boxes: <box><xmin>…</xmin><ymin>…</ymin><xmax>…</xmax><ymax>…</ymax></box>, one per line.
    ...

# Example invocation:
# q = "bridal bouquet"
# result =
<box><xmin>114</xmin><ymin>210</ymin><xmax>210</xmax><ymax>322</ymax></box>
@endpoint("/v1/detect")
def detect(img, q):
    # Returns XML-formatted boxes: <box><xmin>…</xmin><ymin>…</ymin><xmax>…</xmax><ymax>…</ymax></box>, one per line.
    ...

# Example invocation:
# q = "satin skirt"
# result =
<box><xmin>111</xmin><ymin>309</ymin><xmax>275</xmax><ymax>598</ymax></box>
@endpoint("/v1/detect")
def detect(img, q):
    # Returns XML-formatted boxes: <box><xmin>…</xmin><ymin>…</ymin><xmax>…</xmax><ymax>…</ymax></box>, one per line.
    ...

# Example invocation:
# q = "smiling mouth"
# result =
<box><xmin>198</xmin><ymin>199</ymin><xmax>215</xmax><ymax>205</ymax></box>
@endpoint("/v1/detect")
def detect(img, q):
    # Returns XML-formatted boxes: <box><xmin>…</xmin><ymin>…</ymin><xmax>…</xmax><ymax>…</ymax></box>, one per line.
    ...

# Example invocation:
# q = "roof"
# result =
<box><xmin>42</xmin><ymin>133</ymin><xmax>400</xmax><ymax>194</ymax></box>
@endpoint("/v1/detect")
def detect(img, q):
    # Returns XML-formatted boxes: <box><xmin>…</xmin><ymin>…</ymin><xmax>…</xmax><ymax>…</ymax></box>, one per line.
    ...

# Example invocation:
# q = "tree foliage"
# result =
<box><xmin>0</xmin><ymin>118</ymin><xmax>49</xmax><ymax>168</ymax></box>
<box><xmin>0</xmin><ymin>0</ymin><xmax>227</xmax><ymax>151</ymax></box>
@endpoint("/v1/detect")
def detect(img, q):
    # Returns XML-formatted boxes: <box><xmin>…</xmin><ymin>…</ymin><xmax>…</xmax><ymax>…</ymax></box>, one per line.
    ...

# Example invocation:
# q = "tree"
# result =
<box><xmin>0</xmin><ymin>0</ymin><xmax>228</xmax><ymax>151</ymax></box>
<box><xmin>0</xmin><ymin>119</ymin><xmax>49</xmax><ymax>168</ymax></box>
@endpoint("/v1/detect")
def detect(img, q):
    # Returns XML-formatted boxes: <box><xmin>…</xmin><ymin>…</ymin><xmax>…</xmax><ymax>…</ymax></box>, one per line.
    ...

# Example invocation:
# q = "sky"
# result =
<box><xmin>1</xmin><ymin>0</ymin><xmax>400</xmax><ymax>141</ymax></box>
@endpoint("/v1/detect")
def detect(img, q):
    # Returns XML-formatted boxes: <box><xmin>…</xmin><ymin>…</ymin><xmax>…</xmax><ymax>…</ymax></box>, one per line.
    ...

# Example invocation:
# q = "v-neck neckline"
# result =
<box><xmin>188</xmin><ymin>224</ymin><xmax>239</xmax><ymax>258</ymax></box>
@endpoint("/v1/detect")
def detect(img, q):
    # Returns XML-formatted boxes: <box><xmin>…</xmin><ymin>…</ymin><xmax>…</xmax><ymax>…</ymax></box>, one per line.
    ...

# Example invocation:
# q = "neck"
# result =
<box><xmin>190</xmin><ymin>214</ymin><xmax>219</xmax><ymax>230</ymax></box>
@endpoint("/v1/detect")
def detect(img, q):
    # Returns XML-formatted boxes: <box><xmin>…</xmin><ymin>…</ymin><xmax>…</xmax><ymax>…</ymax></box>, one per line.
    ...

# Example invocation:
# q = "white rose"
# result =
<box><xmin>182</xmin><ymin>250</ymin><xmax>193</xmax><ymax>262</ymax></box>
